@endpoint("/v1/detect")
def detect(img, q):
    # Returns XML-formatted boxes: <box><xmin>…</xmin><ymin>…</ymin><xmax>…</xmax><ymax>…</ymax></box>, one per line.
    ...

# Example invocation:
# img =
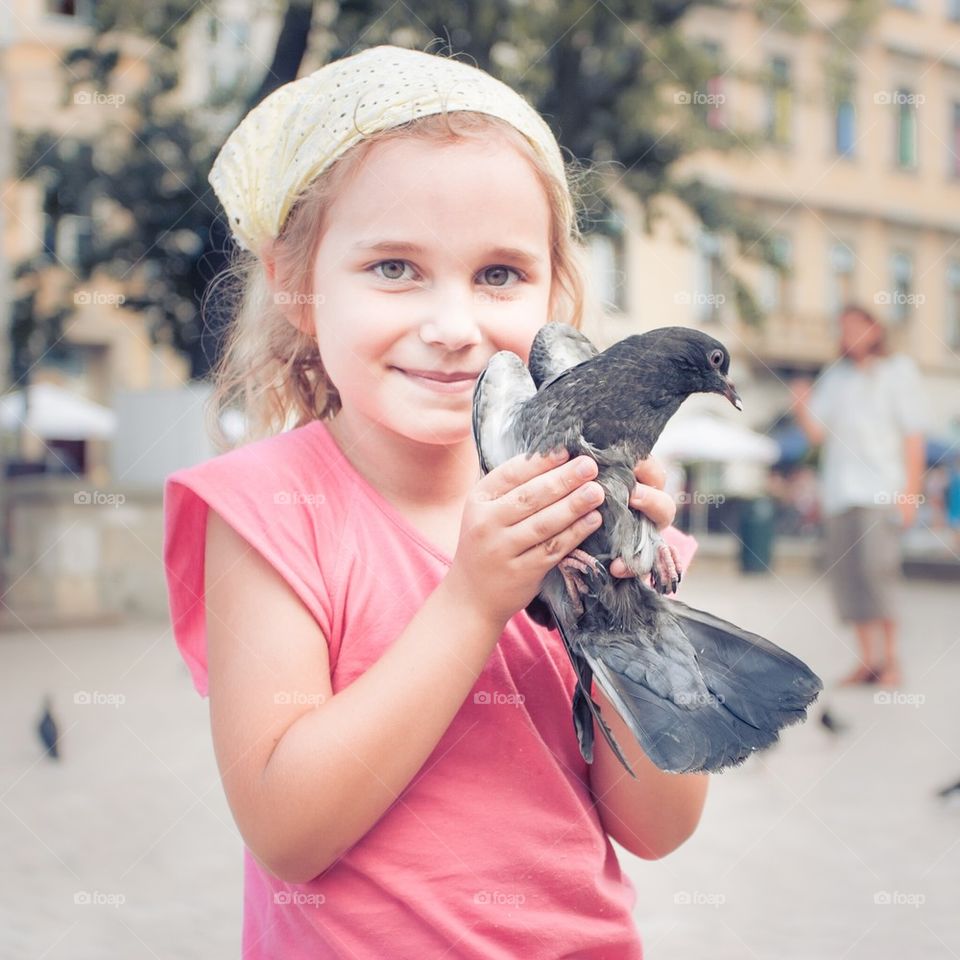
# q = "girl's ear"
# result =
<box><xmin>263</xmin><ymin>251</ymin><xmax>314</xmax><ymax>335</ymax></box>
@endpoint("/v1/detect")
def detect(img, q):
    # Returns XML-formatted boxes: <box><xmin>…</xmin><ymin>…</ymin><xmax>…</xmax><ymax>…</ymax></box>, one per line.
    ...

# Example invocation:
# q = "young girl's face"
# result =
<box><xmin>306</xmin><ymin>133</ymin><xmax>555</xmax><ymax>448</ymax></box>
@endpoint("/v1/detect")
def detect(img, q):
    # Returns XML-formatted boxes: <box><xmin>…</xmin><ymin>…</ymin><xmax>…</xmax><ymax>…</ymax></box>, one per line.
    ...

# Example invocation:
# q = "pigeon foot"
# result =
<box><xmin>650</xmin><ymin>540</ymin><xmax>682</xmax><ymax>595</ymax></box>
<box><xmin>558</xmin><ymin>549</ymin><xmax>606</xmax><ymax>618</ymax></box>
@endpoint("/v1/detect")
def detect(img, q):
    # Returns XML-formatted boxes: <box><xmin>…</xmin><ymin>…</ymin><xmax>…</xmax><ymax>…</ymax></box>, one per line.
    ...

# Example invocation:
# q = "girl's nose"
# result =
<box><xmin>418</xmin><ymin>289</ymin><xmax>484</xmax><ymax>350</ymax></box>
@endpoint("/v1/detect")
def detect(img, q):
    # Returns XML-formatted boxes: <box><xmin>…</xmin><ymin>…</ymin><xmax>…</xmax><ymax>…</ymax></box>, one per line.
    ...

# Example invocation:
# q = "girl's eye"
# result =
<box><xmin>372</xmin><ymin>259</ymin><xmax>416</xmax><ymax>282</ymax></box>
<box><xmin>369</xmin><ymin>261</ymin><xmax>524</xmax><ymax>286</ymax></box>
<box><xmin>480</xmin><ymin>265</ymin><xmax>523</xmax><ymax>287</ymax></box>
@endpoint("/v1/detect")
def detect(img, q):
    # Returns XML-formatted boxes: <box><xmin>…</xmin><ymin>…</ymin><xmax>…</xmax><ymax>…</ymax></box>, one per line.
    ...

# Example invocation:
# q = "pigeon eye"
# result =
<box><xmin>709</xmin><ymin>349</ymin><xmax>724</xmax><ymax>367</ymax></box>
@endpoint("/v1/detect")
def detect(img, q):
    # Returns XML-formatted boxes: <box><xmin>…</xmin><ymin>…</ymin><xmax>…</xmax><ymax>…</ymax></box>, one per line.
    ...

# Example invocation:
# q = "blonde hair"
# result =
<box><xmin>205</xmin><ymin>110</ymin><xmax>592</xmax><ymax>450</ymax></box>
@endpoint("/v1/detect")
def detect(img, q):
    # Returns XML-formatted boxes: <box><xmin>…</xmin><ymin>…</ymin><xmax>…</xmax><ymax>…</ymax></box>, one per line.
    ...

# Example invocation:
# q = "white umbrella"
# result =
<box><xmin>0</xmin><ymin>382</ymin><xmax>117</xmax><ymax>440</ymax></box>
<box><xmin>652</xmin><ymin>413</ymin><xmax>780</xmax><ymax>465</ymax></box>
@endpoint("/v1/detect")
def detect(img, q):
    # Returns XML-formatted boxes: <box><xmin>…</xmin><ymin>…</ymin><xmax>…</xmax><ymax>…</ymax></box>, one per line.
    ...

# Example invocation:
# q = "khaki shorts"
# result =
<box><xmin>822</xmin><ymin>506</ymin><xmax>902</xmax><ymax>623</ymax></box>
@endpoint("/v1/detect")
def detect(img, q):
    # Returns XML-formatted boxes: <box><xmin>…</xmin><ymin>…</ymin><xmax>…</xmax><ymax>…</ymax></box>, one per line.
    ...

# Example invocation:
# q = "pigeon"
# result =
<box><xmin>472</xmin><ymin>323</ymin><xmax>823</xmax><ymax>775</ymax></box>
<box><xmin>818</xmin><ymin>707</ymin><xmax>849</xmax><ymax>735</ymax></box>
<box><xmin>37</xmin><ymin>695</ymin><xmax>60</xmax><ymax>760</ymax></box>
<box><xmin>936</xmin><ymin>778</ymin><xmax>960</xmax><ymax>806</ymax></box>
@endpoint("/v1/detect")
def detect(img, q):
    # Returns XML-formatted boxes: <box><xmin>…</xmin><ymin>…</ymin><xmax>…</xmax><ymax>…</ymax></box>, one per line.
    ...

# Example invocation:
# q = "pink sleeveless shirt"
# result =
<box><xmin>162</xmin><ymin>418</ymin><xmax>698</xmax><ymax>959</ymax></box>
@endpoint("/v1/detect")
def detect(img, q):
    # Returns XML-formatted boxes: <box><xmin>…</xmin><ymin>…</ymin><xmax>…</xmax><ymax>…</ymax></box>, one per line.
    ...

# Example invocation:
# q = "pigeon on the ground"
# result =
<box><xmin>936</xmin><ymin>778</ymin><xmax>960</xmax><ymax>806</ymax></box>
<box><xmin>37</xmin><ymin>695</ymin><xmax>60</xmax><ymax>760</ymax></box>
<box><xmin>818</xmin><ymin>707</ymin><xmax>849</xmax><ymax>735</ymax></box>
<box><xmin>472</xmin><ymin>323</ymin><xmax>823</xmax><ymax>775</ymax></box>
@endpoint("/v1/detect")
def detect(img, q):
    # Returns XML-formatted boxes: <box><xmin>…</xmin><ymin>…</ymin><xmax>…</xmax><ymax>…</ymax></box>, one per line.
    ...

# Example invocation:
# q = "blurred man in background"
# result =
<box><xmin>791</xmin><ymin>304</ymin><xmax>928</xmax><ymax>688</ymax></box>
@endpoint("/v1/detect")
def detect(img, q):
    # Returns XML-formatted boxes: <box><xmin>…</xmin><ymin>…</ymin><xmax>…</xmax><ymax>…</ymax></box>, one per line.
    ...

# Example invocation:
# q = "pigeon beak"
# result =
<box><xmin>721</xmin><ymin>374</ymin><xmax>743</xmax><ymax>411</ymax></box>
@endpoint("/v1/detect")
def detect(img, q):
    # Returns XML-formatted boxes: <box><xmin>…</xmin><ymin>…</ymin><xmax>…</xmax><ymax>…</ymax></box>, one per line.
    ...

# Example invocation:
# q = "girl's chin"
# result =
<box><xmin>388</xmin><ymin>412</ymin><xmax>474</xmax><ymax>446</ymax></box>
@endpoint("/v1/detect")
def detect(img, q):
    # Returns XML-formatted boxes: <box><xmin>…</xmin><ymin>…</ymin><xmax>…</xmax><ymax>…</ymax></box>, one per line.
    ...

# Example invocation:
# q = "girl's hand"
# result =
<box><xmin>445</xmin><ymin>448</ymin><xmax>605</xmax><ymax>629</ymax></box>
<box><xmin>609</xmin><ymin>456</ymin><xmax>676</xmax><ymax>579</ymax></box>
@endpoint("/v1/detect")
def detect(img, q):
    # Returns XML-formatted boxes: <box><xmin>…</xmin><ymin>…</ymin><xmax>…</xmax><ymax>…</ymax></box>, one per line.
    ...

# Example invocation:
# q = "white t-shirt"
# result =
<box><xmin>806</xmin><ymin>354</ymin><xmax>929</xmax><ymax>517</ymax></box>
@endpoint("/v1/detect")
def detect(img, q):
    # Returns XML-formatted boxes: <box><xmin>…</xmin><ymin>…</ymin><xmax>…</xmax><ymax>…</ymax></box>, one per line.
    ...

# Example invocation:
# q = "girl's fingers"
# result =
<box><xmin>629</xmin><ymin>484</ymin><xmax>677</xmax><ymax>530</ymax></box>
<box><xmin>490</xmin><ymin>452</ymin><xmax>599</xmax><ymax>523</ymax></box>
<box><xmin>518</xmin><ymin>506</ymin><xmax>603</xmax><ymax>562</ymax></box>
<box><xmin>511</xmin><ymin>479</ymin><xmax>604</xmax><ymax>554</ymax></box>
<box><xmin>481</xmin><ymin>447</ymin><xmax>570</xmax><ymax>501</ymax></box>
<box><xmin>634</xmin><ymin>456</ymin><xmax>667</xmax><ymax>490</ymax></box>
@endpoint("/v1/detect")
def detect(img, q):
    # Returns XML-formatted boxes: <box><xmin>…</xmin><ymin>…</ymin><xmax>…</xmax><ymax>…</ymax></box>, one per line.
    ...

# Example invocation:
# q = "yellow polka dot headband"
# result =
<box><xmin>208</xmin><ymin>44</ymin><xmax>573</xmax><ymax>256</ymax></box>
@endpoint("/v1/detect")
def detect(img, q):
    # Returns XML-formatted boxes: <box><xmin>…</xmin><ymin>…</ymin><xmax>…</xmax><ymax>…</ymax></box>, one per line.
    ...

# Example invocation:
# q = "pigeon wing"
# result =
<box><xmin>528</xmin><ymin>322</ymin><xmax>600</xmax><ymax>389</ymax></box>
<box><xmin>472</xmin><ymin>351</ymin><xmax>537</xmax><ymax>473</ymax></box>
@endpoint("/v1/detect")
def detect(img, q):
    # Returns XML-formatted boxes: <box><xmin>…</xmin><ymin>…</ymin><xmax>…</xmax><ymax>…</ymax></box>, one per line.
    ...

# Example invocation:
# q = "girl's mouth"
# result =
<box><xmin>392</xmin><ymin>368</ymin><xmax>479</xmax><ymax>394</ymax></box>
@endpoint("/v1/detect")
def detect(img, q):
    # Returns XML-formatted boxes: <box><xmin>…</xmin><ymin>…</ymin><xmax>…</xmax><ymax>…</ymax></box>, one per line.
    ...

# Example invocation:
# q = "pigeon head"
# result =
<box><xmin>638</xmin><ymin>327</ymin><xmax>742</xmax><ymax>411</ymax></box>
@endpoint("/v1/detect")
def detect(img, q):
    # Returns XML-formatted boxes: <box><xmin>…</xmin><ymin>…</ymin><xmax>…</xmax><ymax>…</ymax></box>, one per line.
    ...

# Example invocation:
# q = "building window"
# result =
<box><xmin>950</xmin><ymin>102</ymin><xmax>960</xmax><ymax>178</ymax></box>
<box><xmin>766</xmin><ymin>57</ymin><xmax>792</xmax><ymax>146</ymax></box>
<box><xmin>889</xmin><ymin>250</ymin><xmax>914</xmax><ymax>323</ymax></box>
<box><xmin>835</xmin><ymin>91</ymin><xmax>856</xmax><ymax>157</ymax></box>
<box><xmin>947</xmin><ymin>260</ymin><xmax>960</xmax><ymax>349</ymax></box>
<box><xmin>699</xmin><ymin>41</ymin><xmax>726</xmax><ymax>131</ymax></box>
<box><xmin>208</xmin><ymin>16</ymin><xmax>250</xmax><ymax>94</ymax></box>
<box><xmin>760</xmin><ymin>234</ymin><xmax>794</xmax><ymax>315</ymax></box>
<box><xmin>695</xmin><ymin>231</ymin><xmax>725</xmax><ymax>323</ymax></box>
<box><xmin>56</xmin><ymin>214</ymin><xmax>94</xmax><ymax>270</ymax></box>
<box><xmin>828</xmin><ymin>241</ymin><xmax>856</xmax><ymax>320</ymax></box>
<box><xmin>586</xmin><ymin>202</ymin><xmax>627</xmax><ymax>313</ymax></box>
<box><xmin>895</xmin><ymin>88</ymin><xmax>919</xmax><ymax>169</ymax></box>
<box><xmin>45</xmin><ymin>0</ymin><xmax>92</xmax><ymax>17</ymax></box>
<box><xmin>42</xmin><ymin>213</ymin><xmax>57</xmax><ymax>259</ymax></box>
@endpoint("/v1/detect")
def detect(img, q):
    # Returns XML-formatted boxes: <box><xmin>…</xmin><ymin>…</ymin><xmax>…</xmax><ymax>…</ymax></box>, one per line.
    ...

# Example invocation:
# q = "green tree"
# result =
<box><xmin>13</xmin><ymin>0</ymin><xmax>315</xmax><ymax>385</ymax></box>
<box><xmin>14</xmin><ymin>0</ymin><xmax>865</xmax><ymax>385</ymax></box>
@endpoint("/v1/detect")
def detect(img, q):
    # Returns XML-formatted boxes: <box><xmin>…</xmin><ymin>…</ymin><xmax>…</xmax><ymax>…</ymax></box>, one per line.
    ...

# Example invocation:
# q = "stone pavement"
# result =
<box><xmin>1</xmin><ymin>562</ymin><xmax>958</xmax><ymax>958</ymax></box>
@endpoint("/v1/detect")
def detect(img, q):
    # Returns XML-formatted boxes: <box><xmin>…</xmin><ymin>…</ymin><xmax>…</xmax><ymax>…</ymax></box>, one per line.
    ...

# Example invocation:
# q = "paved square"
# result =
<box><xmin>2</xmin><ymin>562</ymin><xmax>957</xmax><ymax>958</ymax></box>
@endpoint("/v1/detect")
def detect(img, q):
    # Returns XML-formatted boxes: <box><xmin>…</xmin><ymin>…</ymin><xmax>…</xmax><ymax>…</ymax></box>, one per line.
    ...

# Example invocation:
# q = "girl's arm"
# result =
<box><xmin>592</xmin><ymin>455</ymin><xmax>708</xmax><ymax>858</ymax></box>
<box><xmin>588</xmin><ymin>685</ymin><xmax>709</xmax><ymax>859</ymax></box>
<box><xmin>205</xmin><ymin>508</ymin><xmax>507</xmax><ymax>884</ymax></box>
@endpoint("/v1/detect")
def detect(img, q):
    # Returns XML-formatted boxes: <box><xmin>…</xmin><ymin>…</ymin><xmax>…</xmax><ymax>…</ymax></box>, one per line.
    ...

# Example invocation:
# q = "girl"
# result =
<box><xmin>164</xmin><ymin>44</ymin><xmax>707</xmax><ymax>959</ymax></box>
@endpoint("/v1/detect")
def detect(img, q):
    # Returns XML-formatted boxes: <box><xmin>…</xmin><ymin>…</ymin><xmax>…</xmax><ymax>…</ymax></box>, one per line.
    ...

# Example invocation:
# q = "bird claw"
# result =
<box><xmin>649</xmin><ymin>541</ymin><xmax>683</xmax><ymax>595</ymax></box>
<box><xmin>559</xmin><ymin>548</ymin><xmax>606</xmax><ymax>618</ymax></box>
